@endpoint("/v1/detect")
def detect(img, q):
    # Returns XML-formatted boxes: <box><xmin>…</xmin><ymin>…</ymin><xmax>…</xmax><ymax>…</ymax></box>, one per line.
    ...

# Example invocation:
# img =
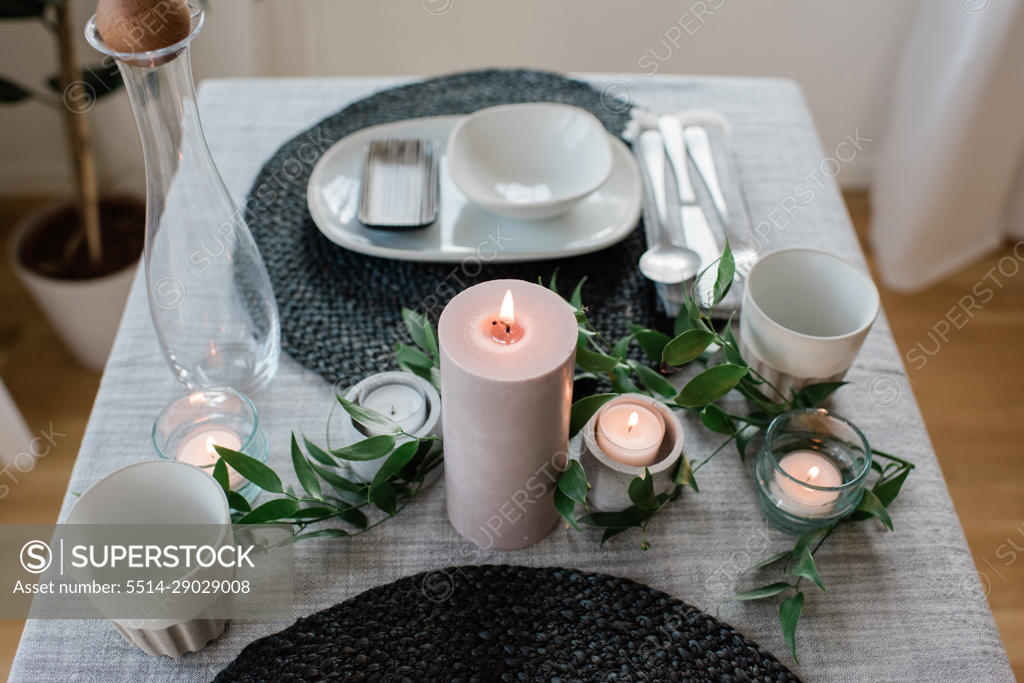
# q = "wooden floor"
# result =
<box><xmin>0</xmin><ymin>194</ymin><xmax>1020</xmax><ymax>679</ymax></box>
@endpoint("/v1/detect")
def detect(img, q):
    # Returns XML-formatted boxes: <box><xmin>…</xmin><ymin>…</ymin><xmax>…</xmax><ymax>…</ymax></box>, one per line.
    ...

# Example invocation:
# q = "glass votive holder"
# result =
<box><xmin>152</xmin><ymin>387</ymin><xmax>268</xmax><ymax>504</ymax></box>
<box><xmin>754</xmin><ymin>408</ymin><xmax>872</xmax><ymax>535</ymax></box>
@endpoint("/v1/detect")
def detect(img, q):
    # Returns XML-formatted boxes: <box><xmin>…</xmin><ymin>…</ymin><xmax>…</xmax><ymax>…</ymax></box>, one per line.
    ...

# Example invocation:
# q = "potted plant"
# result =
<box><xmin>2</xmin><ymin>0</ymin><xmax>144</xmax><ymax>371</ymax></box>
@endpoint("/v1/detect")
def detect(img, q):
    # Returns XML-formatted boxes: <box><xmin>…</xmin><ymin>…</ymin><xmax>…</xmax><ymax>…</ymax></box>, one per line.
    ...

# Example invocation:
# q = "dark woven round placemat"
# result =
<box><xmin>215</xmin><ymin>565</ymin><xmax>797</xmax><ymax>682</ymax></box>
<box><xmin>244</xmin><ymin>69</ymin><xmax>666</xmax><ymax>387</ymax></box>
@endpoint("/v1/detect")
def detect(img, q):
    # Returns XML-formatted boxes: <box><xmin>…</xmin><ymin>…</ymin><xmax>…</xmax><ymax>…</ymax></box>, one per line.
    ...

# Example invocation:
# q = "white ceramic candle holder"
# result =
<box><xmin>64</xmin><ymin>460</ymin><xmax>232</xmax><ymax>658</ymax></box>
<box><xmin>337</xmin><ymin>371</ymin><xmax>442</xmax><ymax>484</ymax></box>
<box><xmin>577</xmin><ymin>394</ymin><xmax>685</xmax><ymax>511</ymax></box>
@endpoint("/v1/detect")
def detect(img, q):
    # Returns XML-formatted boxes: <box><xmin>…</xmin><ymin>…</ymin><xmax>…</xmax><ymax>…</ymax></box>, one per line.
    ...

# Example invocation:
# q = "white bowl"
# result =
<box><xmin>446</xmin><ymin>103</ymin><xmax>613</xmax><ymax>220</ymax></box>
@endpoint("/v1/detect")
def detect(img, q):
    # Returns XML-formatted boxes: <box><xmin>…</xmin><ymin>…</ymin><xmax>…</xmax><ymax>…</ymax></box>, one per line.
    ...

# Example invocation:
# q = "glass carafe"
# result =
<box><xmin>86</xmin><ymin>6</ymin><xmax>279</xmax><ymax>392</ymax></box>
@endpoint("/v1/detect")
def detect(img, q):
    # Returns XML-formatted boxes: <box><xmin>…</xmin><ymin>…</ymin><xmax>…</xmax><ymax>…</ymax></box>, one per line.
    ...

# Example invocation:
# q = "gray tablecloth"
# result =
<box><xmin>10</xmin><ymin>76</ymin><xmax>1012</xmax><ymax>681</ymax></box>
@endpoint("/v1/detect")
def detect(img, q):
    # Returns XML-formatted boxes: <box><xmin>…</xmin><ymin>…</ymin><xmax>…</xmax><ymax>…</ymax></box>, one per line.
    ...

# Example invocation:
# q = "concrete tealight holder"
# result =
<box><xmin>576</xmin><ymin>393</ymin><xmax>685</xmax><ymax>511</ymax></box>
<box><xmin>337</xmin><ymin>371</ymin><xmax>442</xmax><ymax>484</ymax></box>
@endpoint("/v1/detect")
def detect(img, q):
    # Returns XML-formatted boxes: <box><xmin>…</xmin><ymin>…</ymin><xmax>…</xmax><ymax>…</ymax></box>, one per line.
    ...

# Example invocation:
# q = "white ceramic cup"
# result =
<box><xmin>65</xmin><ymin>460</ymin><xmax>232</xmax><ymax>657</ymax></box>
<box><xmin>739</xmin><ymin>248</ymin><xmax>879</xmax><ymax>393</ymax></box>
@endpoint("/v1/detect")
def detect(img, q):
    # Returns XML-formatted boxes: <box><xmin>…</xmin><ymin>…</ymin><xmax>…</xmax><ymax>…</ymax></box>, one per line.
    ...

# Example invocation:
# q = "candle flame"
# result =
<box><xmin>806</xmin><ymin>465</ymin><xmax>820</xmax><ymax>483</ymax></box>
<box><xmin>499</xmin><ymin>289</ymin><xmax>515</xmax><ymax>325</ymax></box>
<box><xmin>626</xmin><ymin>410</ymin><xmax>639</xmax><ymax>432</ymax></box>
<box><xmin>205</xmin><ymin>436</ymin><xmax>217</xmax><ymax>456</ymax></box>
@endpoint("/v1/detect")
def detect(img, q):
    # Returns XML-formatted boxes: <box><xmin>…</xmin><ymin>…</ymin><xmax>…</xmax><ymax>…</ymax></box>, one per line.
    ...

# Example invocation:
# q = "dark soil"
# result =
<box><xmin>18</xmin><ymin>197</ymin><xmax>145</xmax><ymax>280</ymax></box>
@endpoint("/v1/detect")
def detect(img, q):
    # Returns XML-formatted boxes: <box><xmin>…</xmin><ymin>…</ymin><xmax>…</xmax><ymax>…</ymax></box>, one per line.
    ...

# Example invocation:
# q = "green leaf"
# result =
<box><xmin>401</xmin><ymin>308</ymin><xmax>438</xmax><ymax>359</ymax></box>
<box><xmin>290</xmin><ymin>434</ymin><xmax>322</xmax><ymax>500</ymax></box>
<box><xmin>570</xmin><ymin>394</ymin><xmax>616</xmax><ymax>437</ymax></box>
<box><xmin>0</xmin><ymin>76</ymin><xmax>32</xmax><ymax>103</ymax></box>
<box><xmin>211</xmin><ymin>459</ymin><xmax>230</xmax><ymax>495</ymax></box>
<box><xmin>673</xmin><ymin>452</ymin><xmax>699</xmax><ymax>492</ymax></box>
<box><xmin>854</xmin><ymin>489</ymin><xmax>893</xmax><ymax>530</ymax></box>
<box><xmin>569</xmin><ymin>277</ymin><xmax>587</xmax><ymax>309</ymax></box>
<box><xmin>310</xmin><ymin>462</ymin><xmax>365</xmax><ymax>495</ymax></box>
<box><xmin>557</xmin><ymin>459</ymin><xmax>590</xmax><ymax>504</ymax></box>
<box><xmin>215</xmin><ymin>446</ymin><xmax>283</xmax><ymax>494</ymax></box>
<box><xmin>610</xmin><ymin>370</ymin><xmax>640</xmax><ymax>394</ymax></box>
<box><xmin>721</xmin><ymin>323</ymin><xmax>746</xmax><ymax>366</ymax></box>
<box><xmin>394</xmin><ymin>342</ymin><xmax>434</xmax><ymax>369</ymax></box>
<box><xmin>740</xmin><ymin>550</ymin><xmax>790</xmax><ymax>576</ymax></box>
<box><xmin>712</xmin><ymin>239</ymin><xmax>735</xmax><ymax>306</ymax></box>
<box><xmin>554</xmin><ymin>488</ymin><xmax>581</xmax><ymax>531</ymax></box>
<box><xmin>779</xmin><ymin>591</ymin><xmax>805</xmax><ymax>663</ymax></box>
<box><xmin>735</xmin><ymin>378</ymin><xmax>788</xmax><ymax>415</ymax></box>
<box><xmin>575</xmin><ymin>346</ymin><xmax>620</xmax><ymax>372</ymax></box>
<box><xmin>302</xmin><ymin>436</ymin><xmax>338</xmax><ymax>467</ymax></box>
<box><xmin>790</xmin><ymin>546</ymin><xmax>826</xmax><ymax>592</ymax></box>
<box><xmin>675</xmin><ymin>363</ymin><xmax>749</xmax><ymax>408</ymax></box>
<box><xmin>578</xmin><ymin>508</ymin><xmax>644</xmax><ymax>528</ymax></box>
<box><xmin>331</xmin><ymin>434</ymin><xmax>397</xmax><ymax>461</ymax></box>
<box><xmin>628</xmin><ymin>360</ymin><xmax>676</xmax><ymax>398</ymax></box>
<box><xmin>735</xmin><ymin>425</ymin><xmax>756</xmax><ymax>461</ymax></box>
<box><xmin>791</xmin><ymin>526</ymin><xmax>831</xmax><ymax>561</ymax></box>
<box><xmin>792</xmin><ymin>381</ymin><xmax>848</xmax><ymax>408</ymax></box>
<box><xmin>227</xmin><ymin>491</ymin><xmax>251</xmax><ymax>513</ymax></box>
<box><xmin>339</xmin><ymin>506</ymin><xmax>369</xmax><ymax>529</ymax></box>
<box><xmin>873</xmin><ymin>467</ymin><xmax>910</xmax><ymax>507</ymax></box>
<box><xmin>674</xmin><ymin>296</ymin><xmax>705</xmax><ymax>336</ymax></box>
<box><xmin>288</xmin><ymin>506</ymin><xmax>335</xmax><ymax>520</ymax></box>
<box><xmin>547</xmin><ymin>270</ymin><xmax>559</xmax><ymax>294</ymax></box>
<box><xmin>337</xmin><ymin>396</ymin><xmax>401</xmax><ymax>435</ymax></box>
<box><xmin>723</xmin><ymin>581</ymin><xmax>793</xmax><ymax>602</ymax></box>
<box><xmin>367</xmin><ymin>479</ymin><xmax>395</xmax><ymax>514</ymax></box>
<box><xmin>661</xmin><ymin>329</ymin><xmax>715</xmax><ymax>367</ymax></box>
<box><xmin>700</xmin><ymin>404</ymin><xmax>736</xmax><ymax>435</ymax></box>
<box><xmin>368</xmin><ymin>441</ymin><xmax>419</xmax><ymax>515</ymax></box>
<box><xmin>633</xmin><ymin>328</ymin><xmax>672</xmax><ymax>363</ymax></box>
<box><xmin>612</xmin><ymin>333</ymin><xmax>634</xmax><ymax>358</ymax></box>
<box><xmin>238</xmin><ymin>498</ymin><xmax>299</xmax><ymax>524</ymax></box>
<box><xmin>627</xmin><ymin>470</ymin><xmax>659</xmax><ymax>510</ymax></box>
<box><xmin>600</xmin><ymin>526</ymin><xmax>632</xmax><ymax>545</ymax></box>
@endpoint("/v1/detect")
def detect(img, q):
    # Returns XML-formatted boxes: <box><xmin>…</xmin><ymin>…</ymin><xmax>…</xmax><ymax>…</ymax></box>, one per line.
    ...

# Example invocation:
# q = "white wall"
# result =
<box><xmin>0</xmin><ymin>0</ymin><xmax>919</xmax><ymax>196</ymax></box>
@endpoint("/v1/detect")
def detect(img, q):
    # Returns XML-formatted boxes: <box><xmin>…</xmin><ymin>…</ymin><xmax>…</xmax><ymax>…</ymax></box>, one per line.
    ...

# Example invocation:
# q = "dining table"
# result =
<box><xmin>9</xmin><ymin>74</ymin><xmax>1013</xmax><ymax>681</ymax></box>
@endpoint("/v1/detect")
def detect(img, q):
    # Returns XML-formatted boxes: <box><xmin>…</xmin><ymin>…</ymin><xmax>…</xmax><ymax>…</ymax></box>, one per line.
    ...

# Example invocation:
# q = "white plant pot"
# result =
<box><xmin>9</xmin><ymin>201</ymin><xmax>138</xmax><ymax>372</ymax></box>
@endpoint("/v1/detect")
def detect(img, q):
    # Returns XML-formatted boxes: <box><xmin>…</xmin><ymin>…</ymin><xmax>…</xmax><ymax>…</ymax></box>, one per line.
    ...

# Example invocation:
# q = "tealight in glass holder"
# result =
<box><xmin>152</xmin><ymin>387</ymin><xmax>268</xmax><ymax>504</ymax></box>
<box><xmin>754</xmin><ymin>408</ymin><xmax>872</xmax><ymax>535</ymax></box>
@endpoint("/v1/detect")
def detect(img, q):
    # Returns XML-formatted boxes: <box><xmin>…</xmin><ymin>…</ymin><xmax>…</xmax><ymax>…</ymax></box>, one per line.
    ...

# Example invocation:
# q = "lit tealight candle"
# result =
<box><xmin>359</xmin><ymin>383</ymin><xmax>427</xmax><ymax>436</ymax></box>
<box><xmin>595</xmin><ymin>402</ymin><xmax>666</xmax><ymax>467</ymax></box>
<box><xmin>772</xmin><ymin>449</ymin><xmax>843</xmax><ymax>516</ymax></box>
<box><xmin>177</xmin><ymin>426</ymin><xmax>244</xmax><ymax>489</ymax></box>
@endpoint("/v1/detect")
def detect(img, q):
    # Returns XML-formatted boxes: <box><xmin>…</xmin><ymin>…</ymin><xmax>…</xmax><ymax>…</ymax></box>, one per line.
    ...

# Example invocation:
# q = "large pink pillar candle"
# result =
<box><xmin>439</xmin><ymin>279</ymin><xmax>577</xmax><ymax>549</ymax></box>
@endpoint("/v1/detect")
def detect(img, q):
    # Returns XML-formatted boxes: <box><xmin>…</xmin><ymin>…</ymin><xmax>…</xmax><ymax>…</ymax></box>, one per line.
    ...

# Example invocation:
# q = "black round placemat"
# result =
<box><xmin>216</xmin><ymin>565</ymin><xmax>797</xmax><ymax>682</ymax></box>
<box><xmin>244</xmin><ymin>69</ymin><xmax>666</xmax><ymax>387</ymax></box>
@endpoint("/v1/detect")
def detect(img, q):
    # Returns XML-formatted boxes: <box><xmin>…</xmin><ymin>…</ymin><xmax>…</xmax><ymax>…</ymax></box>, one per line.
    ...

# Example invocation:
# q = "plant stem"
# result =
<box><xmin>55</xmin><ymin>0</ymin><xmax>103</xmax><ymax>268</ymax></box>
<box><xmin>692</xmin><ymin>434</ymin><xmax>737</xmax><ymax>473</ymax></box>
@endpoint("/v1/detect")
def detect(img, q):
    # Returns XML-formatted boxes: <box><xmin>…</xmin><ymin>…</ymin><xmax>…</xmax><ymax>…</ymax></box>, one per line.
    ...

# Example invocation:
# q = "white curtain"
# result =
<box><xmin>870</xmin><ymin>0</ymin><xmax>1024</xmax><ymax>292</ymax></box>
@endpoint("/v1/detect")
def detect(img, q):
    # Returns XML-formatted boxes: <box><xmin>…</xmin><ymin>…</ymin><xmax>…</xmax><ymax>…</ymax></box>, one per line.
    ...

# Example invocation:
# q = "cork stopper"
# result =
<box><xmin>95</xmin><ymin>0</ymin><xmax>191</xmax><ymax>54</ymax></box>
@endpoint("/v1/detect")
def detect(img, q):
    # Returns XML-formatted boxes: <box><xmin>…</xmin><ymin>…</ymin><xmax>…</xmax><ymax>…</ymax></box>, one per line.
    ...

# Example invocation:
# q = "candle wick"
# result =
<box><xmin>389</xmin><ymin>406</ymin><xmax>396</xmax><ymax>416</ymax></box>
<box><xmin>505</xmin><ymin>323</ymin><xmax>511</xmax><ymax>334</ymax></box>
